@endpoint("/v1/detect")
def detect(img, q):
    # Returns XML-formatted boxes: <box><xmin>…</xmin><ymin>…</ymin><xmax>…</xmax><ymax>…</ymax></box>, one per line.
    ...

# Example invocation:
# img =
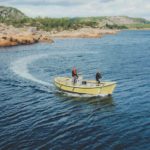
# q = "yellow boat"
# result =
<box><xmin>54</xmin><ymin>77</ymin><xmax>116</xmax><ymax>96</ymax></box>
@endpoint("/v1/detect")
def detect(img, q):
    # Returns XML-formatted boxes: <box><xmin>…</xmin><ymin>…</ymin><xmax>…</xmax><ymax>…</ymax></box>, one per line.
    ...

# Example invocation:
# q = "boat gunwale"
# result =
<box><xmin>54</xmin><ymin>77</ymin><xmax>116</xmax><ymax>89</ymax></box>
<box><xmin>55</xmin><ymin>87</ymin><xmax>108</xmax><ymax>96</ymax></box>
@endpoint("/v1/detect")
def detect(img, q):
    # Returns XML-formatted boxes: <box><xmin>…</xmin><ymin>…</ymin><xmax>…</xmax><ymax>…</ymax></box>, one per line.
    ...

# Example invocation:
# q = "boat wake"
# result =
<box><xmin>11</xmin><ymin>54</ymin><xmax>52</xmax><ymax>87</ymax></box>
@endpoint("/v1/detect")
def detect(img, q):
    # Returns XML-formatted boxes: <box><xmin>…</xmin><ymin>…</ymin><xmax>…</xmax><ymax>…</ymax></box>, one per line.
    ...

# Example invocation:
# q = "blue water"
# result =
<box><xmin>0</xmin><ymin>30</ymin><xmax>150</xmax><ymax>150</ymax></box>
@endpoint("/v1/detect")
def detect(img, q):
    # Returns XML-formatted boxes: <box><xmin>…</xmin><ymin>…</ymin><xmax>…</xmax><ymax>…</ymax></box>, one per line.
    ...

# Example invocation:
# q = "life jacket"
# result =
<box><xmin>72</xmin><ymin>68</ymin><xmax>77</xmax><ymax>76</ymax></box>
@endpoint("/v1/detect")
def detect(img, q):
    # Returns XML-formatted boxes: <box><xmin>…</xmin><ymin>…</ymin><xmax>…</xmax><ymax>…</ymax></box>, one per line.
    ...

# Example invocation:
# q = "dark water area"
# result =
<box><xmin>0</xmin><ymin>30</ymin><xmax>150</xmax><ymax>150</ymax></box>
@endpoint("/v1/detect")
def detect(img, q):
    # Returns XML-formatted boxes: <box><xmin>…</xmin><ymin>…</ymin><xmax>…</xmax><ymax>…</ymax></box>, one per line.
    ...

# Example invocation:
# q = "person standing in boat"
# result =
<box><xmin>96</xmin><ymin>71</ymin><xmax>102</xmax><ymax>84</ymax></box>
<box><xmin>72</xmin><ymin>67</ymin><xmax>78</xmax><ymax>84</ymax></box>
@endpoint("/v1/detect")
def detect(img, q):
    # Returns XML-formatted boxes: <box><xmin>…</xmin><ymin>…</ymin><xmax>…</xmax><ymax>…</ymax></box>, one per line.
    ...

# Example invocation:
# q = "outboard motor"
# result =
<box><xmin>82</xmin><ymin>81</ymin><xmax>87</xmax><ymax>85</ymax></box>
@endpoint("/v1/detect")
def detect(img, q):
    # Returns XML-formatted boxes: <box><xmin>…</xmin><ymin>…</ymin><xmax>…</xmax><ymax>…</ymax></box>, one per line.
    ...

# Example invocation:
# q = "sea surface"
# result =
<box><xmin>0</xmin><ymin>30</ymin><xmax>150</xmax><ymax>150</ymax></box>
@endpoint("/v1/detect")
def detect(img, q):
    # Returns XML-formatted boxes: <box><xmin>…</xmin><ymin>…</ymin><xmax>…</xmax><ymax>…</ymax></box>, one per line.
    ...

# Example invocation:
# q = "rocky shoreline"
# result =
<box><xmin>0</xmin><ymin>23</ymin><xmax>119</xmax><ymax>47</ymax></box>
<box><xmin>50</xmin><ymin>28</ymin><xmax>119</xmax><ymax>38</ymax></box>
<box><xmin>0</xmin><ymin>24</ymin><xmax>54</xmax><ymax>47</ymax></box>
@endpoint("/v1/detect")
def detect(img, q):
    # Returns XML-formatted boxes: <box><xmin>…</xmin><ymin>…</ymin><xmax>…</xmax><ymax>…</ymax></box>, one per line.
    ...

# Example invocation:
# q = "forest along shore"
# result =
<box><xmin>0</xmin><ymin>23</ymin><xmax>119</xmax><ymax>47</ymax></box>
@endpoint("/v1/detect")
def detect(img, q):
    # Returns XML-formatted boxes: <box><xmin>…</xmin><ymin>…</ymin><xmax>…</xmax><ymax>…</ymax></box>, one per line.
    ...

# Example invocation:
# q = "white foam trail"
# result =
<box><xmin>11</xmin><ymin>54</ymin><xmax>51</xmax><ymax>86</ymax></box>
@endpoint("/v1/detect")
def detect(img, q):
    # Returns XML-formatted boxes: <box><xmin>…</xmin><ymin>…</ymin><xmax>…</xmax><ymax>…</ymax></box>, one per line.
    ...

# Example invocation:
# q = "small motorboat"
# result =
<box><xmin>54</xmin><ymin>77</ymin><xmax>116</xmax><ymax>96</ymax></box>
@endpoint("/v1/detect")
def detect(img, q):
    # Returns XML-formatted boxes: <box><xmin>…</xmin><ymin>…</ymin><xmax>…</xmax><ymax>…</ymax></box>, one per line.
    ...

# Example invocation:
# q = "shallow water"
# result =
<box><xmin>0</xmin><ymin>30</ymin><xmax>150</xmax><ymax>150</ymax></box>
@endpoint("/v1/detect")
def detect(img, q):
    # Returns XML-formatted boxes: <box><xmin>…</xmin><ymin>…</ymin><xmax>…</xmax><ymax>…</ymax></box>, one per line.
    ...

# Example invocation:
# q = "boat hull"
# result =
<box><xmin>54</xmin><ymin>77</ymin><xmax>116</xmax><ymax>96</ymax></box>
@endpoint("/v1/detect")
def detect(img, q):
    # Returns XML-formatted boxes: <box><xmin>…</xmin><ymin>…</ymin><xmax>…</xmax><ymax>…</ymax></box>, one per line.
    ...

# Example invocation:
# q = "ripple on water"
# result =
<box><xmin>0</xmin><ymin>31</ymin><xmax>150</xmax><ymax>149</ymax></box>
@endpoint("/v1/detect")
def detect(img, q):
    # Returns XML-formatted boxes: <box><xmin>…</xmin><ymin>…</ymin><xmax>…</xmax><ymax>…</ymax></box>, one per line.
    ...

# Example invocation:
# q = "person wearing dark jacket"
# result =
<box><xmin>96</xmin><ymin>71</ymin><xmax>102</xmax><ymax>84</ymax></box>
